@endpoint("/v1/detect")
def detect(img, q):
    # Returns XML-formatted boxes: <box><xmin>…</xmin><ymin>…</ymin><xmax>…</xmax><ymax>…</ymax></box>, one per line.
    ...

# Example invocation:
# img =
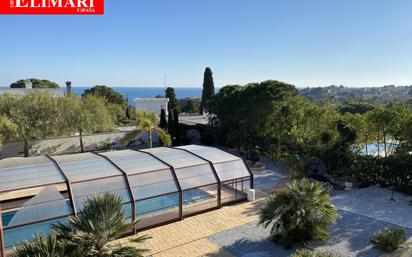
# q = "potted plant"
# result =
<box><xmin>344</xmin><ymin>173</ymin><xmax>356</xmax><ymax>191</ymax></box>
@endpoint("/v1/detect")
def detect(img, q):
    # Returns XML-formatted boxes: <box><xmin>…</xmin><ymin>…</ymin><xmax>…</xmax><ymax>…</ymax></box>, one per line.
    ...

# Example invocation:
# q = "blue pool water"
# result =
<box><xmin>2</xmin><ymin>188</ymin><xmax>213</xmax><ymax>248</ymax></box>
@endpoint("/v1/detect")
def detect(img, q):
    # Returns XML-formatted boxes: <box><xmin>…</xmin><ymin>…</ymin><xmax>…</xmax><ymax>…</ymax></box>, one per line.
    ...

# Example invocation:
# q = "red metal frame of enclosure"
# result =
<box><xmin>0</xmin><ymin>204</ymin><xmax>5</xmax><ymax>257</ymax></box>
<box><xmin>46</xmin><ymin>155</ymin><xmax>77</xmax><ymax>216</ymax></box>
<box><xmin>0</xmin><ymin>146</ymin><xmax>254</xmax><ymax>257</ymax></box>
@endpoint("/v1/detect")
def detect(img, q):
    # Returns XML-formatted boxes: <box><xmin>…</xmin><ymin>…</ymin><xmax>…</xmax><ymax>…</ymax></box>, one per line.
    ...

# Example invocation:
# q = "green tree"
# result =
<box><xmin>121</xmin><ymin>110</ymin><xmax>171</xmax><ymax>148</ymax></box>
<box><xmin>0</xmin><ymin>92</ymin><xmax>62</xmax><ymax>157</ymax></box>
<box><xmin>200</xmin><ymin>67</ymin><xmax>215</xmax><ymax>114</ymax></box>
<box><xmin>181</xmin><ymin>98</ymin><xmax>200</xmax><ymax>114</ymax></box>
<box><xmin>10</xmin><ymin>78</ymin><xmax>60</xmax><ymax>88</ymax></box>
<box><xmin>211</xmin><ymin>80</ymin><xmax>298</xmax><ymax>149</ymax></box>
<box><xmin>0</xmin><ymin>116</ymin><xmax>14</xmax><ymax>150</ymax></box>
<box><xmin>82</xmin><ymin>85</ymin><xmax>127</xmax><ymax>106</ymax></box>
<box><xmin>167</xmin><ymin>109</ymin><xmax>175</xmax><ymax>140</ymax></box>
<box><xmin>173</xmin><ymin>110</ymin><xmax>180</xmax><ymax>145</ymax></box>
<box><xmin>63</xmin><ymin>95</ymin><xmax>114</xmax><ymax>152</ymax></box>
<box><xmin>259</xmin><ymin>179</ymin><xmax>338</xmax><ymax>245</ymax></box>
<box><xmin>165</xmin><ymin>87</ymin><xmax>180</xmax><ymax>112</ymax></box>
<box><xmin>159</xmin><ymin>109</ymin><xmax>167</xmax><ymax>129</ymax></box>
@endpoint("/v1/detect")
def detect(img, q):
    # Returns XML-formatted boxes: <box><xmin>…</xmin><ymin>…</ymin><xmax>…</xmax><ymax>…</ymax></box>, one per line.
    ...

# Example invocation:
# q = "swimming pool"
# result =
<box><xmin>1</xmin><ymin>188</ymin><xmax>214</xmax><ymax>248</ymax></box>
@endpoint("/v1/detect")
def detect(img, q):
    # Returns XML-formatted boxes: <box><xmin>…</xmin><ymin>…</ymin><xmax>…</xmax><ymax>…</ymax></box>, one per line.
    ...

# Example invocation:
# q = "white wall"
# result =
<box><xmin>134</xmin><ymin>98</ymin><xmax>168</xmax><ymax>116</ymax></box>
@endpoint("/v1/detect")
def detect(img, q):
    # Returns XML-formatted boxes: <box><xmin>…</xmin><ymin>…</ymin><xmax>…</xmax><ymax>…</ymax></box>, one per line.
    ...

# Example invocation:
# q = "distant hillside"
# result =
<box><xmin>300</xmin><ymin>85</ymin><xmax>412</xmax><ymax>103</ymax></box>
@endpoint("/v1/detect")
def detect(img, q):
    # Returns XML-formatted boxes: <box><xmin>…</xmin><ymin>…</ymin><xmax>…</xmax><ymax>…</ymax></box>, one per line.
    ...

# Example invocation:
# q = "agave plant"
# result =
<box><xmin>259</xmin><ymin>178</ymin><xmax>338</xmax><ymax>245</ymax></box>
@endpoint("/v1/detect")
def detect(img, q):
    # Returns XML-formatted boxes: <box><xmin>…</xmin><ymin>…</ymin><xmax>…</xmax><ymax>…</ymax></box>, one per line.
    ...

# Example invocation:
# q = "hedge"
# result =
<box><xmin>351</xmin><ymin>154</ymin><xmax>412</xmax><ymax>195</ymax></box>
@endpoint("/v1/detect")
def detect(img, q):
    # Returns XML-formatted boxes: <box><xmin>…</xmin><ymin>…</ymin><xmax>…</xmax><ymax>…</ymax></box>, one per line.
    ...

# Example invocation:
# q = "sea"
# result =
<box><xmin>73</xmin><ymin>87</ymin><xmax>205</xmax><ymax>103</ymax></box>
<box><xmin>0</xmin><ymin>86</ymin><xmax>206</xmax><ymax>103</ymax></box>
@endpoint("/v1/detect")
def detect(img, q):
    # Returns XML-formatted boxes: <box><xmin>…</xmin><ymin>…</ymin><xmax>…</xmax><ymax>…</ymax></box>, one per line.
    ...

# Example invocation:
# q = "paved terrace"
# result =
<box><xmin>117</xmin><ymin>160</ymin><xmax>412</xmax><ymax>257</ymax></box>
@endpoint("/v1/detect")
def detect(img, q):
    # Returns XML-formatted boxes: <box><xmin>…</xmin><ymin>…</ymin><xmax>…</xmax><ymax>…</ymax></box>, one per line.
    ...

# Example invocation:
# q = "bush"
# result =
<box><xmin>259</xmin><ymin>179</ymin><xmax>338</xmax><ymax>246</ymax></box>
<box><xmin>372</xmin><ymin>227</ymin><xmax>406</xmax><ymax>252</ymax></box>
<box><xmin>248</xmin><ymin>149</ymin><xmax>261</xmax><ymax>165</ymax></box>
<box><xmin>291</xmin><ymin>249</ymin><xmax>342</xmax><ymax>257</ymax></box>
<box><xmin>351</xmin><ymin>154</ymin><xmax>412</xmax><ymax>194</ymax></box>
<box><xmin>291</xmin><ymin>249</ymin><xmax>314</xmax><ymax>257</ymax></box>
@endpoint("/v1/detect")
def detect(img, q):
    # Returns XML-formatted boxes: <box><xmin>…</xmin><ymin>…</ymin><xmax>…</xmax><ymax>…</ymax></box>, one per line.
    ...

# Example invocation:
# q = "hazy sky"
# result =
<box><xmin>1</xmin><ymin>0</ymin><xmax>412</xmax><ymax>88</ymax></box>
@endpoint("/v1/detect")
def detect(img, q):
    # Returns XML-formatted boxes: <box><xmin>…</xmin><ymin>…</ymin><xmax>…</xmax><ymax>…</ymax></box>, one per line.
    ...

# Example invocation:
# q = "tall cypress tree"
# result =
<box><xmin>165</xmin><ymin>87</ymin><xmax>180</xmax><ymax>113</ymax></box>
<box><xmin>159</xmin><ymin>109</ymin><xmax>167</xmax><ymax>129</ymax></box>
<box><xmin>167</xmin><ymin>109</ymin><xmax>175</xmax><ymax>141</ymax></box>
<box><xmin>200</xmin><ymin>67</ymin><xmax>215</xmax><ymax>114</ymax></box>
<box><xmin>173</xmin><ymin>110</ymin><xmax>180</xmax><ymax>145</ymax></box>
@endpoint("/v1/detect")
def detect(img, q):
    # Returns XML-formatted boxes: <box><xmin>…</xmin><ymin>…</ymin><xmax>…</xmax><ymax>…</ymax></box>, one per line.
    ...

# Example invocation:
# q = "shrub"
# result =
<box><xmin>291</xmin><ymin>249</ymin><xmax>314</xmax><ymax>257</ymax></box>
<box><xmin>259</xmin><ymin>179</ymin><xmax>338</xmax><ymax>246</ymax></box>
<box><xmin>291</xmin><ymin>249</ymin><xmax>342</xmax><ymax>257</ymax></box>
<box><xmin>372</xmin><ymin>227</ymin><xmax>406</xmax><ymax>252</ymax></box>
<box><xmin>248</xmin><ymin>149</ymin><xmax>261</xmax><ymax>165</ymax></box>
<box><xmin>351</xmin><ymin>154</ymin><xmax>412</xmax><ymax>194</ymax></box>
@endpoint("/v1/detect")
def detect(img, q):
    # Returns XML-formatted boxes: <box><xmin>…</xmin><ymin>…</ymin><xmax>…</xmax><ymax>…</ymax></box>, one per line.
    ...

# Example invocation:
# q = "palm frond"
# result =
<box><xmin>120</xmin><ymin>129</ymin><xmax>143</xmax><ymax>146</ymax></box>
<box><xmin>154</xmin><ymin>127</ymin><xmax>172</xmax><ymax>146</ymax></box>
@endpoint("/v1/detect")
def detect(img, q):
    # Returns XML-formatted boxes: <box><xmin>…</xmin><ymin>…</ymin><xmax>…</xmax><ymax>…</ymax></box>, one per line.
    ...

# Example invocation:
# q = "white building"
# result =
<box><xmin>134</xmin><ymin>98</ymin><xmax>169</xmax><ymax>116</ymax></box>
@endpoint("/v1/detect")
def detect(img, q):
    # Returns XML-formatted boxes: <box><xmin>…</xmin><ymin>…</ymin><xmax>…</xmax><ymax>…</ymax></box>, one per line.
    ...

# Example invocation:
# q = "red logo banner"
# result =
<box><xmin>0</xmin><ymin>0</ymin><xmax>104</xmax><ymax>15</ymax></box>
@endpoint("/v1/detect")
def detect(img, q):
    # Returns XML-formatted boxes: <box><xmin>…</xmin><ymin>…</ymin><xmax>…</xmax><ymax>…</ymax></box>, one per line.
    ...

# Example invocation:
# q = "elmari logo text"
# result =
<box><xmin>0</xmin><ymin>0</ymin><xmax>104</xmax><ymax>14</ymax></box>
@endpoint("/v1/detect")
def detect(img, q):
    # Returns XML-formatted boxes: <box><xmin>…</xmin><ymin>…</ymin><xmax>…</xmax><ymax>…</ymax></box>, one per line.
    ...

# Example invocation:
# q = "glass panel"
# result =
<box><xmin>177</xmin><ymin>145</ymin><xmax>240</xmax><ymax>163</ymax></box>
<box><xmin>5</xmin><ymin>185</ymin><xmax>71</xmax><ymax>227</ymax></box>
<box><xmin>214</xmin><ymin>160</ymin><xmax>250</xmax><ymax>182</ymax></box>
<box><xmin>0</xmin><ymin>156</ymin><xmax>65</xmax><ymax>192</ymax></box>
<box><xmin>4</xmin><ymin>217</ymin><xmax>67</xmax><ymax>248</ymax></box>
<box><xmin>135</xmin><ymin>192</ymin><xmax>180</xmax><ymax>229</ymax></box>
<box><xmin>221</xmin><ymin>179</ymin><xmax>248</xmax><ymax>204</ymax></box>
<box><xmin>175</xmin><ymin>165</ymin><xmax>217</xmax><ymax>190</ymax></box>
<box><xmin>142</xmin><ymin>147</ymin><xmax>207</xmax><ymax>169</ymax></box>
<box><xmin>129</xmin><ymin>169</ymin><xmax>178</xmax><ymax>200</ymax></box>
<box><xmin>72</xmin><ymin>176</ymin><xmax>130</xmax><ymax>211</ymax></box>
<box><xmin>100</xmin><ymin>150</ymin><xmax>170</xmax><ymax>175</ymax></box>
<box><xmin>183</xmin><ymin>185</ymin><xmax>218</xmax><ymax>216</ymax></box>
<box><xmin>52</xmin><ymin>153</ymin><xmax>122</xmax><ymax>182</ymax></box>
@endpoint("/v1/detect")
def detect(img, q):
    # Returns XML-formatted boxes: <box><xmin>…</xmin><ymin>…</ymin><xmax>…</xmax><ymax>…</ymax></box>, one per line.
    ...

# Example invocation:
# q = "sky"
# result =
<box><xmin>1</xmin><ymin>0</ymin><xmax>412</xmax><ymax>88</ymax></box>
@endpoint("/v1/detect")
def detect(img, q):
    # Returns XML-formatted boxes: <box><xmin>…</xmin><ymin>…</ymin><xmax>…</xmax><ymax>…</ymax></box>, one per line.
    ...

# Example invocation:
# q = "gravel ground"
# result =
<box><xmin>253</xmin><ymin>157</ymin><xmax>287</xmax><ymax>192</ymax></box>
<box><xmin>332</xmin><ymin>186</ymin><xmax>412</xmax><ymax>229</ymax></box>
<box><xmin>208</xmin><ymin>210</ymin><xmax>412</xmax><ymax>257</ymax></box>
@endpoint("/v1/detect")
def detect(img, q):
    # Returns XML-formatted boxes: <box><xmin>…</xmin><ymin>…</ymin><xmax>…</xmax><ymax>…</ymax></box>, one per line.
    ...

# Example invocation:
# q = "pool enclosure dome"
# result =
<box><xmin>0</xmin><ymin>145</ymin><xmax>253</xmax><ymax>255</ymax></box>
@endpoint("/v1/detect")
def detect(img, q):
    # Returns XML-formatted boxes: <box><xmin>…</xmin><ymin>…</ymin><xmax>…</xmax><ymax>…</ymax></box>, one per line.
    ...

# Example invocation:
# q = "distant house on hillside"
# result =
<box><xmin>0</xmin><ymin>80</ymin><xmax>65</xmax><ymax>97</ymax></box>
<box><xmin>134</xmin><ymin>98</ymin><xmax>169</xmax><ymax>116</ymax></box>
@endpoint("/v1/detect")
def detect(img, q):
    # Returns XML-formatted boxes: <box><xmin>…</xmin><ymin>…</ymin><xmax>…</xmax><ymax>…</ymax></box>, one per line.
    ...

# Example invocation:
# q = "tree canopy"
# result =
<box><xmin>210</xmin><ymin>80</ymin><xmax>299</xmax><ymax>148</ymax></box>
<box><xmin>10</xmin><ymin>78</ymin><xmax>60</xmax><ymax>88</ymax></box>
<box><xmin>165</xmin><ymin>87</ymin><xmax>180</xmax><ymax>113</ymax></box>
<box><xmin>82</xmin><ymin>85</ymin><xmax>127</xmax><ymax>106</ymax></box>
<box><xmin>200</xmin><ymin>67</ymin><xmax>215</xmax><ymax>113</ymax></box>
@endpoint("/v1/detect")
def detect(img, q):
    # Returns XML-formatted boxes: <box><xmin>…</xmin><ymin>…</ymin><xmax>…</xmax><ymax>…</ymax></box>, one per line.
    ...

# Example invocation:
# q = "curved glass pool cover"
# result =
<box><xmin>0</xmin><ymin>145</ymin><xmax>253</xmax><ymax>254</ymax></box>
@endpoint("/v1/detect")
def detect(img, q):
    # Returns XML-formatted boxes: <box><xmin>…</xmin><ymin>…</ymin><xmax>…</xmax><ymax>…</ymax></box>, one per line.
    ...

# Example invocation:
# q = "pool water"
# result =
<box><xmin>1</xmin><ymin>188</ymin><xmax>213</xmax><ymax>248</ymax></box>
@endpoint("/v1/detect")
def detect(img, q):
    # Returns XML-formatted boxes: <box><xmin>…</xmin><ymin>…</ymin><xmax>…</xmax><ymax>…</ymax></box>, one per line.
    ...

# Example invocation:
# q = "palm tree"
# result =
<box><xmin>121</xmin><ymin>110</ymin><xmax>171</xmax><ymax>148</ymax></box>
<box><xmin>13</xmin><ymin>232</ymin><xmax>67</xmax><ymax>257</ymax></box>
<box><xmin>53</xmin><ymin>194</ymin><xmax>150</xmax><ymax>257</ymax></box>
<box><xmin>259</xmin><ymin>179</ymin><xmax>338</xmax><ymax>246</ymax></box>
<box><xmin>13</xmin><ymin>194</ymin><xmax>150</xmax><ymax>257</ymax></box>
